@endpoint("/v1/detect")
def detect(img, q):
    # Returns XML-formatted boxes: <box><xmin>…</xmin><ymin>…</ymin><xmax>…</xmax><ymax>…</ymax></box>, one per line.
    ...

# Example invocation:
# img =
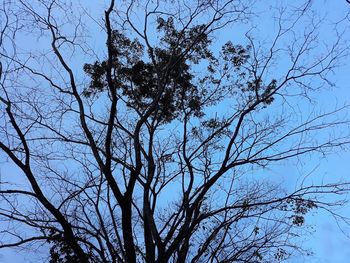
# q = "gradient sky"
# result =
<box><xmin>1</xmin><ymin>0</ymin><xmax>350</xmax><ymax>262</ymax></box>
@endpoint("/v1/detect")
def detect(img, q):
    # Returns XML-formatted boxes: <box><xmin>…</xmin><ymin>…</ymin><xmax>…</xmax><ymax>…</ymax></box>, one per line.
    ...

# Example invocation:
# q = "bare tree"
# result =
<box><xmin>0</xmin><ymin>0</ymin><xmax>349</xmax><ymax>262</ymax></box>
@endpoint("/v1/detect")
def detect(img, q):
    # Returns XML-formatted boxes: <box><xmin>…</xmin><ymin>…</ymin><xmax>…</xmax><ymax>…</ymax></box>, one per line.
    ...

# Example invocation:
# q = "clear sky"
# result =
<box><xmin>255</xmin><ymin>1</ymin><xmax>350</xmax><ymax>262</ymax></box>
<box><xmin>287</xmin><ymin>2</ymin><xmax>350</xmax><ymax>261</ymax></box>
<box><xmin>217</xmin><ymin>0</ymin><xmax>350</xmax><ymax>260</ymax></box>
<box><xmin>0</xmin><ymin>0</ymin><xmax>350</xmax><ymax>262</ymax></box>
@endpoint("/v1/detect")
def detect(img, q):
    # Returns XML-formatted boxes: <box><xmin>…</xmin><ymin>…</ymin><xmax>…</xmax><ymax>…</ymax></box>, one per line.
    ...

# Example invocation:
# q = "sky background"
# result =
<box><xmin>288</xmin><ymin>2</ymin><xmax>350</xmax><ymax>261</ymax></box>
<box><xmin>1</xmin><ymin>0</ymin><xmax>350</xmax><ymax>262</ymax></box>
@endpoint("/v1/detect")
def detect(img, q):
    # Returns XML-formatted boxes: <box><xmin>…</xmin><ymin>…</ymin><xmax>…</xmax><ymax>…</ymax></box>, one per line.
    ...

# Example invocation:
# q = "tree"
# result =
<box><xmin>0</xmin><ymin>0</ymin><xmax>349</xmax><ymax>262</ymax></box>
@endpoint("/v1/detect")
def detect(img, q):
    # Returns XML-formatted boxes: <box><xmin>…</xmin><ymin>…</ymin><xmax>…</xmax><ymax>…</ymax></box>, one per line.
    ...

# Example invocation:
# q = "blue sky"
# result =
<box><xmin>257</xmin><ymin>1</ymin><xmax>350</xmax><ymax>262</ymax></box>
<box><xmin>220</xmin><ymin>1</ymin><xmax>350</xmax><ymax>260</ymax></box>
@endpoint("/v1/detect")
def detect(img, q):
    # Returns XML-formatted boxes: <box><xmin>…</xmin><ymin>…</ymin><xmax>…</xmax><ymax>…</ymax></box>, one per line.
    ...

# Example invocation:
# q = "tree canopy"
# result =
<box><xmin>0</xmin><ymin>0</ymin><xmax>350</xmax><ymax>262</ymax></box>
